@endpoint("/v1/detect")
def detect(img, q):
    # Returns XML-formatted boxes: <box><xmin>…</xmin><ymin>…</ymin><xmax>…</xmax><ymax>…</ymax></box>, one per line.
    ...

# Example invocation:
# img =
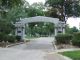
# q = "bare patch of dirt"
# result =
<box><xmin>56</xmin><ymin>44</ymin><xmax>79</xmax><ymax>49</ymax></box>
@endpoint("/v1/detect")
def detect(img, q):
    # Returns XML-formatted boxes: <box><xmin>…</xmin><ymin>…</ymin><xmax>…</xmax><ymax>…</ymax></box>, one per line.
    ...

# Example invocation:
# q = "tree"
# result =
<box><xmin>45</xmin><ymin>0</ymin><xmax>80</xmax><ymax>21</ymax></box>
<box><xmin>25</xmin><ymin>2</ymin><xmax>45</xmax><ymax>17</ymax></box>
<box><xmin>25</xmin><ymin>2</ymin><xmax>46</xmax><ymax>37</ymax></box>
<box><xmin>0</xmin><ymin>0</ymin><xmax>25</xmax><ymax>9</ymax></box>
<box><xmin>0</xmin><ymin>0</ymin><xmax>26</xmax><ymax>38</ymax></box>
<box><xmin>6</xmin><ymin>6</ymin><xmax>28</xmax><ymax>23</ymax></box>
<box><xmin>31</xmin><ymin>2</ymin><xmax>45</xmax><ymax>10</ymax></box>
<box><xmin>0</xmin><ymin>0</ymin><xmax>26</xmax><ymax>18</ymax></box>
<box><xmin>27</xmin><ymin>22</ymin><xmax>55</xmax><ymax>37</ymax></box>
<box><xmin>66</xmin><ymin>25</ymin><xmax>79</xmax><ymax>34</ymax></box>
<box><xmin>70</xmin><ymin>27</ymin><xmax>79</xmax><ymax>33</ymax></box>
<box><xmin>45</xmin><ymin>8</ymin><xmax>58</xmax><ymax>18</ymax></box>
<box><xmin>0</xmin><ymin>20</ymin><xmax>15</xmax><ymax>34</ymax></box>
<box><xmin>25</xmin><ymin>7</ymin><xmax>44</xmax><ymax>17</ymax></box>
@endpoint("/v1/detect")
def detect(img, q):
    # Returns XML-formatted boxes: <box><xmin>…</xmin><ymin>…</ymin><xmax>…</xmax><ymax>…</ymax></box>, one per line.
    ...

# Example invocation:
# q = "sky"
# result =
<box><xmin>67</xmin><ymin>18</ymin><xmax>80</xmax><ymax>29</ymax></box>
<box><xmin>26</xmin><ymin>0</ymin><xmax>45</xmax><ymax>4</ymax></box>
<box><xmin>26</xmin><ymin>0</ymin><xmax>80</xmax><ymax>29</ymax></box>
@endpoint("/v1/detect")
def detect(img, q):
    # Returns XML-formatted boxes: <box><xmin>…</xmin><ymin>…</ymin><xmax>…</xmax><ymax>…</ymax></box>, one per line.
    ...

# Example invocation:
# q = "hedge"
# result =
<box><xmin>0</xmin><ymin>33</ymin><xmax>16</xmax><ymax>43</ymax></box>
<box><xmin>72</xmin><ymin>32</ymin><xmax>80</xmax><ymax>47</ymax></box>
<box><xmin>16</xmin><ymin>36</ymin><xmax>21</xmax><ymax>41</ymax></box>
<box><xmin>55</xmin><ymin>34</ymin><xmax>72</xmax><ymax>44</ymax></box>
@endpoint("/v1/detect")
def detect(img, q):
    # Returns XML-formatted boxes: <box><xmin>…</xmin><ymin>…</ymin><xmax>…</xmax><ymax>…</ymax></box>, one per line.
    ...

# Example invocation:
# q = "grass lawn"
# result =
<box><xmin>61</xmin><ymin>51</ymin><xmax>80</xmax><ymax>60</ymax></box>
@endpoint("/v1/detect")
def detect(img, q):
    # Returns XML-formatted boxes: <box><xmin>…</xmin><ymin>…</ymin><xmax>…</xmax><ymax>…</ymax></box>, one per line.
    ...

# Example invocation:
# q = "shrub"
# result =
<box><xmin>72</xmin><ymin>32</ymin><xmax>80</xmax><ymax>47</ymax></box>
<box><xmin>0</xmin><ymin>33</ymin><xmax>16</xmax><ymax>43</ymax></box>
<box><xmin>16</xmin><ymin>36</ymin><xmax>21</xmax><ymax>41</ymax></box>
<box><xmin>0</xmin><ymin>33</ymin><xmax>5</xmax><ymax>41</ymax></box>
<box><xmin>55</xmin><ymin>34</ymin><xmax>72</xmax><ymax>44</ymax></box>
<box><xmin>7</xmin><ymin>35</ymin><xmax>16</xmax><ymax>43</ymax></box>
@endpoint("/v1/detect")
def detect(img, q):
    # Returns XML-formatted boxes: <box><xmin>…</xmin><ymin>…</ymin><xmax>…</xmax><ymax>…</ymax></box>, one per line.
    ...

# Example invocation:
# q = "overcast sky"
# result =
<box><xmin>26</xmin><ymin>0</ymin><xmax>80</xmax><ymax>29</ymax></box>
<box><xmin>26</xmin><ymin>0</ymin><xmax>45</xmax><ymax>4</ymax></box>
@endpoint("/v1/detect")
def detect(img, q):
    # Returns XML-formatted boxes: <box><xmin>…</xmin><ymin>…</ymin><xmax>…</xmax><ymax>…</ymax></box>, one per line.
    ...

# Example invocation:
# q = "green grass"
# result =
<box><xmin>61</xmin><ymin>51</ymin><xmax>80</xmax><ymax>60</ymax></box>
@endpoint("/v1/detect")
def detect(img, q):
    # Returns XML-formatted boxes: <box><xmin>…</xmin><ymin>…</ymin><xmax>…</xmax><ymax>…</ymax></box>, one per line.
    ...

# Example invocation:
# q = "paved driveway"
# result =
<box><xmin>0</xmin><ymin>37</ymin><xmax>55</xmax><ymax>60</ymax></box>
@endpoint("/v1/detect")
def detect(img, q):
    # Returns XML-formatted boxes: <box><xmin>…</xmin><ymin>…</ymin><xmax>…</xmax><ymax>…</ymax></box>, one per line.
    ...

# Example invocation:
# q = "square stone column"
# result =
<box><xmin>21</xmin><ymin>25</ymin><xmax>26</xmax><ymax>40</ymax></box>
<box><xmin>63</xmin><ymin>28</ymin><xmax>65</xmax><ymax>34</ymax></box>
<box><xmin>54</xmin><ymin>28</ymin><xmax>58</xmax><ymax>36</ymax></box>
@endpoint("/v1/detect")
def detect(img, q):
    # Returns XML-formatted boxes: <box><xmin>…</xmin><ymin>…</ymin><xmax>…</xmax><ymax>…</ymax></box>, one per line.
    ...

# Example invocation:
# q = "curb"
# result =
<box><xmin>47</xmin><ymin>52</ymin><xmax>72</xmax><ymax>60</ymax></box>
<box><xmin>48</xmin><ymin>48</ymin><xmax>80</xmax><ymax>60</ymax></box>
<box><xmin>6</xmin><ymin>42</ymin><xmax>25</xmax><ymax>48</ymax></box>
<box><xmin>58</xmin><ymin>54</ymin><xmax>72</xmax><ymax>60</ymax></box>
<box><xmin>46</xmin><ymin>52</ymin><xmax>72</xmax><ymax>60</ymax></box>
<box><xmin>56</xmin><ymin>48</ymin><xmax>80</xmax><ymax>52</ymax></box>
<box><xmin>48</xmin><ymin>48</ymin><xmax>80</xmax><ymax>54</ymax></box>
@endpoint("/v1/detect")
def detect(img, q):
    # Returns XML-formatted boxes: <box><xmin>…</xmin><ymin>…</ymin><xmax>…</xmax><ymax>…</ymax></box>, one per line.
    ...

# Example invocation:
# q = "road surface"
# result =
<box><xmin>0</xmin><ymin>37</ymin><xmax>55</xmax><ymax>60</ymax></box>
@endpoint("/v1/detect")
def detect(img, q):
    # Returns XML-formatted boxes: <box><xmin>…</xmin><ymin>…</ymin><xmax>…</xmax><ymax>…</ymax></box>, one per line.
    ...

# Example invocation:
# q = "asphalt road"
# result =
<box><xmin>0</xmin><ymin>37</ymin><xmax>55</xmax><ymax>60</ymax></box>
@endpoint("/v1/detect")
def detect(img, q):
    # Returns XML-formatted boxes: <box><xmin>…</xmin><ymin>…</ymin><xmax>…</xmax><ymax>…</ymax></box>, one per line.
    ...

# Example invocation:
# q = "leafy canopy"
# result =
<box><xmin>45</xmin><ymin>0</ymin><xmax>80</xmax><ymax>21</ymax></box>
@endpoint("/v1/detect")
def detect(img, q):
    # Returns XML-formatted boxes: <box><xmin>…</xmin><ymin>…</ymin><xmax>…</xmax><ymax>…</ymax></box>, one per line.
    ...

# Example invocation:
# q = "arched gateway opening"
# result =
<box><xmin>15</xmin><ymin>16</ymin><xmax>65</xmax><ymax>40</ymax></box>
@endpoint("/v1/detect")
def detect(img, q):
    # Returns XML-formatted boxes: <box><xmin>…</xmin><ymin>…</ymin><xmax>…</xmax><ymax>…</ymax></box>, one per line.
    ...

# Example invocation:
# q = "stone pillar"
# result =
<box><xmin>63</xmin><ymin>28</ymin><xmax>65</xmax><ymax>34</ymax></box>
<box><xmin>15</xmin><ymin>27</ymin><xmax>18</xmax><ymax>36</ymax></box>
<box><xmin>25</xmin><ymin>23</ymin><xmax>28</xmax><ymax>35</ymax></box>
<box><xmin>54</xmin><ymin>28</ymin><xmax>57</xmax><ymax>36</ymax></box>
<box><xmin>21</xmin><ymin>25</ymin><xmax>25</xmax><ymax>40</ymax></box>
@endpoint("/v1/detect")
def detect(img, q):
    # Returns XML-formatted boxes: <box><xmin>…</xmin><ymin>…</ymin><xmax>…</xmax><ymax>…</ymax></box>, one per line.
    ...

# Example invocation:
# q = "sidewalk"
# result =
<box><xmin>55</xmin><ymin>48</ymin><xmax>80</xmax><ymax>53</ymax></box>
<box><xmin>44</xmin><ymin>53</ymin><xmax>72</xmax><ymax>60</ymax></box>
<box><xmin>44</xmin><ymin>48</ymin><xmax>80</xmax><ymax>60</ymax></box>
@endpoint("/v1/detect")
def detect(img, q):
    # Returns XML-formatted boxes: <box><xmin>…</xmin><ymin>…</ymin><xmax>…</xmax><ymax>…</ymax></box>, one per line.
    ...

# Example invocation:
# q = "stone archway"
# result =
<box><xmin>15</xmin><ymin>16</ymin><xmax>65</xmax><ymax>40</ymax></box>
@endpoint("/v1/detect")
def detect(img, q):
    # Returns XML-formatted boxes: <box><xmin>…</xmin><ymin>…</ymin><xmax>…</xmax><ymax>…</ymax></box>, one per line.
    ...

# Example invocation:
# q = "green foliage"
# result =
<box><xmin>24</xmin><ymin>2</ymin><xmax>46</xmax><ymax>37</ymax></box>
<box><xmin>27</xmin><ymin>22</ymin><xmax>55</xmax><ymax>37</ymax></box>
<box><xmin>0</xmin><ymin>0</ymin><xmax>26</xmax><ymax>19</ymax></box>
<box><xmin>45</xmin><ymin>8</ymin><xmax>58</xmax><ymax>18</ymax></box>
<box><xmin>31</xmin><ymin>2</ymin><xmax>45</xmax><ymax>10</ymax></box>
<box><xmin>25</xmin><ymin>7</ymin><xmax>44</xmax><ymax>17</ymax></box>
<box><xmin>55</xmin><ymin>34</ymin><xmax>72</xmax><ymax>44</ymax></box>
<box><xmin>0</xmin><ymin>0</ymin><xmax>25</xmax><ymax>9</ymax></box>
<box><xmin>16</xmin><ymin>36</ymin><xmax>21</xmax><ymax>41</ymax></box>
<box><xmin>45</xmin><ymin>0</ymin><xmax>64</xmax><ymax>7</ymax></box>
<box><xmin>72</xmin><ymin>32</ymin><xmax>80</xmax><ymax>47</ymax></box>
<box><xmin>45</xmin><ymin>0</ymin><xmax>80</xmax><ymax>21</ymax></box>
<box><xmin>6</xmin><ymin>35</ymin><xmax>16</xmax><ymax>43</ymax></box>
<box><xmin>66</xmin><ymin>25</ymin><xmax>79</xmax><ymax>34</ymax></box>
<box><xmin>25</xmin><ymin>2</ymin><xmax>45</xmax><ymax>17</ymax></box>
<box><xmin>0</xmin><ymin>33</ymin><xmax>5</xmax><ymax>41</ymax></box>
<box><xmin>0</xmin><ymin>0</ymin><xmax>26</xmax><ymax>42</ymax></box>
<box><xmin>70</xmin><ymin>27</ymin><xmax>79</xmax><ymax>33</ymax></box>
<box><xmin>0</xmin><ymin>0</ymin><xmax>27</xmax><ymax>34</ymax></box>
<box><xmin>6</xmin><ymin>7</ymin><xmax>28</xmax><ymax>22</ymax></box>
<box><xmin>0</xmin><ymin>33</ymin><xmax>16</xmax><ymax>43</ymax></box>
<box><xmin>0</xmin><ymin>20</ymin><xmax>15</xmax><ymax>34</ymax></box>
